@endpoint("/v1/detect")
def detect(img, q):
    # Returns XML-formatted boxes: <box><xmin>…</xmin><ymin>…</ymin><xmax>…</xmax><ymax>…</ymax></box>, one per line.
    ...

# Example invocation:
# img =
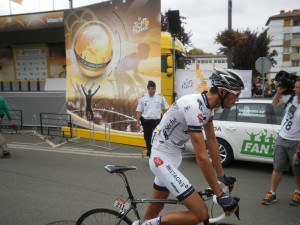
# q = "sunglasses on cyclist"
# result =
<box><xmin>222</xmin><ymin>88</ymin><xmax>241</xmax><ymax>97</ymax></box>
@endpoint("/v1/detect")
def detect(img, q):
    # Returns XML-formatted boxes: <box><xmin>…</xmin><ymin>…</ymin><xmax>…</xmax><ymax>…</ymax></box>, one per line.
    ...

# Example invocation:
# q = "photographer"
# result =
<box><xmin>261</xmin><ymin>73</ymin><xmax>300</xmax><ymax>206</ymax></box>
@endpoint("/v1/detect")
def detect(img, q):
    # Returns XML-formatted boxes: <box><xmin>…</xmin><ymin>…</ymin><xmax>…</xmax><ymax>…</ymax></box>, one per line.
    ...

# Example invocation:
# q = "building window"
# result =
<box><xmin>292</xmin><ymin>60</ymin><xmax>300</xmax><ymax>67</ymax></box>
<box><xmin>197</xmin><ymin>60</ymin><xmax>201</xmax><ymax>63</ymax></box>
<box><xmin>293</xmin><ymin>19</ymin><xmax>300</xmax><ymax>26</ymax></box>
<box><xmin>283</xmin><ymin>47</ymin><xmax>290</xmax><ymax>53</ymax></box>
<box><xmin>292</xmin><ymin>47</ymin><xmax>300</xmax><ymax>53</ymax></box>
<box><xmin>292</xmin><ymin>33</ymin><xmax>300</xmax><ymax>39</ymax></box>
<box><xmin>209</xmin><ymin>60</ymin><xmax>212</xmax><ymax>63</ymax></box>
<box><xmin>284</xmin><ymin>33</ymin><xmax>292</xmax><ymax>40</ymax></box>
<box><xmin>214</xmin><ymin>60</ymin><xmax>217</xmax><ymax>63</ymax></box>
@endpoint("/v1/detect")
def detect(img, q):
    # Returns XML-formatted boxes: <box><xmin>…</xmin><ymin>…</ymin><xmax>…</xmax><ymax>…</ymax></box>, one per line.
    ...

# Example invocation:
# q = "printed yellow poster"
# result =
<box><xmin>64</xmin><ymin>0</ymin><xmax>161</xmax><ymax>133</ymax></box>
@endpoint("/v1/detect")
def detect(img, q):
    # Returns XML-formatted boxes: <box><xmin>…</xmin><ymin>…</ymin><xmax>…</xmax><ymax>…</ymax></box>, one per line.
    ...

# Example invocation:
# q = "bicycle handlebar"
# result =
<box><xmin>211</xmin><ymin>195</ymin><xmax>240</xmax><ymax>223</ymax></box>
<box><xmin>199</xmin><ymin>183</ymin><xmax>240</xmax><ymax>223</ymax></box>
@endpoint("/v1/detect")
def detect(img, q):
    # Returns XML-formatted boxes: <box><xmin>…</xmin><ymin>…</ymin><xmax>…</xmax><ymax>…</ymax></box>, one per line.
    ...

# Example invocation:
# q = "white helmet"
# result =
<box><xmin>210</xmin><ymin>68</ymin><xmax>244</xmax><ymax>90</ymax></box>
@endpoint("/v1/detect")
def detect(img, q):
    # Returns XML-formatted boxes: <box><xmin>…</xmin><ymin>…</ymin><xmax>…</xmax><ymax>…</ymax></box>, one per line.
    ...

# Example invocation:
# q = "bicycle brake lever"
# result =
<box><xmin>233</xmin><ymin>196</ymin><xmax>240</xmax><ymax>220</ymax></box>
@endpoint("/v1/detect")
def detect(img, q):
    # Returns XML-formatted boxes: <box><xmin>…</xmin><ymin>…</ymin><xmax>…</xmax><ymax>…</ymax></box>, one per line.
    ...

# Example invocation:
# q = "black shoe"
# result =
<box><xmin>3</xmin><ymin>151</ymin><xmax>11</xmax><ymax>158</ymax></box>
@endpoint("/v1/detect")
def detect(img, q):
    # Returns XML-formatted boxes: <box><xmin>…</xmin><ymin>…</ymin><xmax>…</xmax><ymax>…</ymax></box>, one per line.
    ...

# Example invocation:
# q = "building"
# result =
<box><xmin>186</xmin><ymin>54</ymin><xmax>227</xmax><ymax>70</ymax></box>
<box><xmin>266</xmin><ymin>9</ymin><xmax>300</xmax><ymax>78</ymax></box>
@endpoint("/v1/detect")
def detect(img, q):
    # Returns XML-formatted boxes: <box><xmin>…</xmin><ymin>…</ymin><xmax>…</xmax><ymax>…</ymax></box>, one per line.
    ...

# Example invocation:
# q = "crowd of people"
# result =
<box><xmin>252</xmin><ymin>76</ymin><xmax>276</xmax><ymax>98</ymax></box>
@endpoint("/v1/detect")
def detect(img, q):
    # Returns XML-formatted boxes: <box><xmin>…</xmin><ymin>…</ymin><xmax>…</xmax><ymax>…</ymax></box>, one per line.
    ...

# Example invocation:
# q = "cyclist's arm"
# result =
<box><xmin>204</xmin><ymin>121</ymin><xmax>224</xmax><ymax>178</ymax></box>
<box><xmin>190</xmin><ymin>132</ymin><xmax>223</xmax><ymax>197</ymax></box>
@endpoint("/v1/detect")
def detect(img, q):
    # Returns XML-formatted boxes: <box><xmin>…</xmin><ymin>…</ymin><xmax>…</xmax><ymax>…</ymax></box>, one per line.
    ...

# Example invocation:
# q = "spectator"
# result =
<box><xmin>261</xmin><ymin>78</ymin><xmax>300</xmax><ymax>206</ymax></box>
<box><xmin>0</xmin><ymin>96</ymin><xmax>13</xmax><ymax>158</ymax></box>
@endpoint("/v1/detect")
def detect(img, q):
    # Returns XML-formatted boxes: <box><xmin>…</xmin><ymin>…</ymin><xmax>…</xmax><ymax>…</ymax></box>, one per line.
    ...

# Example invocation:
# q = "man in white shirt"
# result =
<box><xmin>136</xmin><ymin>80</ymin><xmax>169</xmax><ymax>157</ymax></box>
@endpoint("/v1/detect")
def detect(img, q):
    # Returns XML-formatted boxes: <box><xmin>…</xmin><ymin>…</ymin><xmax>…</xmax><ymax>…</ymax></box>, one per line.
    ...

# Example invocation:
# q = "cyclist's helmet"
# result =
<box><xmin>210</xmin><ymin>68</ymin><xmax>244</xmax><ymax>90</ymax></box>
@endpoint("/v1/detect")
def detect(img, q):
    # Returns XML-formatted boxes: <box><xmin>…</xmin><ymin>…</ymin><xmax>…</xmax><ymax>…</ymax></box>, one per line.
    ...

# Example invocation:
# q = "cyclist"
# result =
<box><xmin>134</xmin><ymin>68</ymin><xmax>244</xmax><ymax>225</ymax></box>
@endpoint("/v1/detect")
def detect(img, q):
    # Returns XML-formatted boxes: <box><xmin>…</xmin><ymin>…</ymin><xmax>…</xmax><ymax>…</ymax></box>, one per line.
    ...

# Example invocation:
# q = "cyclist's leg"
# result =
<box><xmin>147</xmin><ymin>148</ymin><xmax>209</xmax><ymax>225</ymax></box>
<box><xmin>161</xmin><ymin>192</ymin><xmax>208</xmax><ymax>225</ymax></box>
<box><xmin>144</xmin><ymin>188</ymin><xmax>170</xmax><ymax>220</ymax></box>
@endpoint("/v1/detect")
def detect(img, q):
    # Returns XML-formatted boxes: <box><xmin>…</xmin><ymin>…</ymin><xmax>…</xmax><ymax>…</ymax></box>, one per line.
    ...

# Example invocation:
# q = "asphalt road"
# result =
<box><xmin>0</xmin><ymin>132</ymin><xmax>299</xmax><ymax>225</ymax></box>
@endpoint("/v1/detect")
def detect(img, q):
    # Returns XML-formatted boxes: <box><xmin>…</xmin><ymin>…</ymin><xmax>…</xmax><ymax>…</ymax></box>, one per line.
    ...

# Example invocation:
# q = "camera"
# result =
<box><xmin>274</xmin><ymin>70</ymin><xmax>298</xmax><ymax>95</ymax></box>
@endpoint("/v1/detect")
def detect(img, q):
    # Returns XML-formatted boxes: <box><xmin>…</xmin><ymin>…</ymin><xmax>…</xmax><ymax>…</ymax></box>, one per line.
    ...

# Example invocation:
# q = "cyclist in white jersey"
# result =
<box><xmin>133</xmin><ymin>68</ymin><xmax>244</xmax><ymax>225</ymax></box>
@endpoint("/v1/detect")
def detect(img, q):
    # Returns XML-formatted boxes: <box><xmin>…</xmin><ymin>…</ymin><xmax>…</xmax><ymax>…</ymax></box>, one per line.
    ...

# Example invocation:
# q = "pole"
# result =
<box><xmin>69</xmin><ymin>0</ymin><xmax>73</xmax><ymax>9</ymax></box>
<box><xmin>172</xmin><ymin>35</ymin><xmax>176</xmax><ymax>103</ymax></box>
<box><xmin>227</xmin><ymin>0</ymin><xmax>233</xmax><ymax>69</ymax></box>
<box><xmin>9</xmin><ymin>0</ymin><xmax>12</xmax><ymax>15</ymax></box>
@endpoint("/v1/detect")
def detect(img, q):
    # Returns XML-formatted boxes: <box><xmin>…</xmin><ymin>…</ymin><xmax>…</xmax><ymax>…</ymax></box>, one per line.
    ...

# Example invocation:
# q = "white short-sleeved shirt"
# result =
<box><xmin>152</xmin><ymin>92</ymin><xmax>214</xmax><ymax>150</ymax></box>
<box><xmin>279</xmin><ymin>95</ymin><xmax>300</xmax><ymax>141</ymax></box>
<box><xmin>136</xmin><ymin>93</ymin><xmax>169</xmax><ymax>120</ymax></box>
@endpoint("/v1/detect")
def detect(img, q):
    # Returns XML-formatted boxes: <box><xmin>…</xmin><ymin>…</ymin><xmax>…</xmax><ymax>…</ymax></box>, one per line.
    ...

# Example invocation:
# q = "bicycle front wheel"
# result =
<box><xmin>76</xmin><ymin>208</ymin><xmax>132</xmax><ymax>225</ymax></box>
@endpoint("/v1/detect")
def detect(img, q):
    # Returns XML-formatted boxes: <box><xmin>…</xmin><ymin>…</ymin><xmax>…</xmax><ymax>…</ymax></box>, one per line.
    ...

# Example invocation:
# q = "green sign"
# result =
<box><xmin>241</xmin><ymin>129</ymin><xmax>274</xmax><ymax>157</ymax></box>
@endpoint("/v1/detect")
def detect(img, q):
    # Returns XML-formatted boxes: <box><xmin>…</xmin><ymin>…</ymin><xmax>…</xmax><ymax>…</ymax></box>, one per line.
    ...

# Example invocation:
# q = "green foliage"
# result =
<box><xmin>187</xmin><ymin>48</ymin><xmax>211</xmax><ymax>55</ymax></box>
<box><xmin>215</xmin><ymin>29</ymin><xmax>243</xmax><ymax>47</ymax></box>
<box><xmin>161</xmin><ymin>10</ymin><xmax>193</xmax><ymax>47</ymax></box>
<box><xmin>232</xmin><ymin>29</ymin><xmax>272</xmax><ymax>71</ymax></box>
<box><xmin>217</xmin><ymin>28</ymin><xmax>273</xmax><ymax>72</ymax></box>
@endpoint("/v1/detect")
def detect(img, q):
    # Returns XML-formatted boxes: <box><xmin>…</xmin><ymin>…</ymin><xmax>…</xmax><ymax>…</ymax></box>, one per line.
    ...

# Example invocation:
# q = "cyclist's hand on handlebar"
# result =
<box><xmin>216</xmin><ymin>192</ymin><xmax>238</xmax><ymax>215</ymax></box>
<box><xmin>217</xmin><ymin>175</ymin><xmax>237</xmax><ymax>192</ymax></box>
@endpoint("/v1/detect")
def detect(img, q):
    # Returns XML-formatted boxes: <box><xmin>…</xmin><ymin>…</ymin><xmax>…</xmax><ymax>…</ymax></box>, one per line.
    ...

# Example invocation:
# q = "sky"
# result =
<box><xmin>161</xmin><ymin>0</ymin><xmax>300</xmax><ymax>54</ymax></box>
<box><xmin>1</xmin><ymin>0</ymin><xmax>300</xmax><ymax>54</ymax></box>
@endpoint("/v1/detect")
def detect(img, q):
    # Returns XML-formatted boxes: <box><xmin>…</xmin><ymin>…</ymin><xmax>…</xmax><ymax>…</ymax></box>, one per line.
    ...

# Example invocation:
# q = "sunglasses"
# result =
<box><xmin>223</xmin><ymin>88</ymin><xmax>241</xmax><ymax>97</ymax></box>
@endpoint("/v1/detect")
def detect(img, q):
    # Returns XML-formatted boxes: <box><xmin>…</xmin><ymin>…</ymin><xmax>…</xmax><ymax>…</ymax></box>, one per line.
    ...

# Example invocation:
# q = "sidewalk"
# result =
<box><xmin>2</xmin><ymin>127</ymin><xmax>195</xmax><ymax>159</ymax></box>
<box><xmin>2</xmin><ymin>128</ymin><xmax>147</xmax><ymax>155</ymax></box>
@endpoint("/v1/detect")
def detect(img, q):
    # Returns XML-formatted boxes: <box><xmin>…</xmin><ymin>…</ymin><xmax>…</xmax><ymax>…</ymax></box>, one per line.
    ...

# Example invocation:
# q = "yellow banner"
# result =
<box><xmin>10</xmin><ymin>0</ymin><xmax>23</xmax><ymax>5</ymax></box>
<box><xmin>65</xmin><ymin>0</ymin><xmax>161</xmax><ymax>133</ymax></box>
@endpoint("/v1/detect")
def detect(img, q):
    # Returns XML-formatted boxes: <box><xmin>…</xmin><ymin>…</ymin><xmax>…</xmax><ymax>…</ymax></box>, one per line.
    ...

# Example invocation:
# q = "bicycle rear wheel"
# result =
<box><xmin>76</xmin><ymin>208</ymin><xmax>132</xmax><ymax>225</ymax></box>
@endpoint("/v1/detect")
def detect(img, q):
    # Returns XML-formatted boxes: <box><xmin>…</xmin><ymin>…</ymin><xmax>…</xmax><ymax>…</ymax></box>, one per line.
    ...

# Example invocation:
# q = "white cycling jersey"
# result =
<box><xmin>152</xmin><ymin>92</ymin><xmax>214</xmax><ymax>152</ymax></box>
<box><xmin>150</xmin><ymin>92</ymin><xmax>215</xmax><ymax>200</ymax></box>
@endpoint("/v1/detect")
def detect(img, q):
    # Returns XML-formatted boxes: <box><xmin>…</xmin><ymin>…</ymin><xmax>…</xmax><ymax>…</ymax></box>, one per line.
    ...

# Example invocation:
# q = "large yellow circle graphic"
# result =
<box><xmin>74</xmin><ymin>22</ymin><xmax>113</xmax><ymax>78</ymax></box>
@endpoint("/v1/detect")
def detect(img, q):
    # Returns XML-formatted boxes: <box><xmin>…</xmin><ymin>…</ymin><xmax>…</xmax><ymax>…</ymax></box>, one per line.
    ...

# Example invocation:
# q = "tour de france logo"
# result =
<box><xmin>240</xmin><ymin>129</ymin><xmax>275</xmax><ymax>158</ymax></box>
<box><xmin>133</xmin><ymin>17</ymin><xmax>149</xmax><ymax>34</ymax></box>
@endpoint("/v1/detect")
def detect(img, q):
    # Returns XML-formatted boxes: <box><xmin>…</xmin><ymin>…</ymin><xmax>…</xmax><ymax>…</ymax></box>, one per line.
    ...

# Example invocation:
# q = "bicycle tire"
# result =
<box><xmin>76</xmin><ymin>208</ymin><xmax>132</xmax><ymax>225</ymax></box>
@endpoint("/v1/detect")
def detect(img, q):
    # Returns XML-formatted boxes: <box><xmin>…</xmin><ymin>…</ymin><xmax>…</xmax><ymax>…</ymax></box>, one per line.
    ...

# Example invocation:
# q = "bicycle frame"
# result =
<box><xmin>104</xmin><ymin>165</ymin><xmax>231</xmax><ymax>225</ymax></box>
<box><xmin>114</xmin><ymin>168</ymin><xmax>181</xmax><ymax>223</ymax></box>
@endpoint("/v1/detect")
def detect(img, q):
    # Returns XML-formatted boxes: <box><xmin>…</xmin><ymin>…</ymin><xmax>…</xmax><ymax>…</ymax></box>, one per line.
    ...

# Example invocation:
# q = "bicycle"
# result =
<box><xmin>76</xmin><ymin>165</ymin><xmax>240</xmax><ymax>225</ymax></box>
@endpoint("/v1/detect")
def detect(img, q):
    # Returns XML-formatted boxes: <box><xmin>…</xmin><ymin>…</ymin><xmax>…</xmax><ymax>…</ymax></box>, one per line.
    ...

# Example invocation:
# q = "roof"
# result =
<box><xmin>187</xmin><ymin>54</ymin><xmax>226</xmax><ymax>59</ymax></box>
<box><xmin>266</xmin><ymin>9</ymin><xmax>300</xmax><ymax>25</ymax></box>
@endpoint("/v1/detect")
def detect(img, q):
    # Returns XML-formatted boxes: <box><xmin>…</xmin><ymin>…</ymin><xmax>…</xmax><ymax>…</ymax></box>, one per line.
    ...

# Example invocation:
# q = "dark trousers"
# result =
<box><xmin>142</xmin><ymin>119</ymin><xmax>160</xmax><ymax>157</ymax></box>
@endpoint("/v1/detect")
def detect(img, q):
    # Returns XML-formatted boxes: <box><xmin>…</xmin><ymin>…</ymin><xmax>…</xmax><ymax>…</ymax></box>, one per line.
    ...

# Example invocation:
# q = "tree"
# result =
<box><xmin>161</xmin><ymin>10</ymin><xmax>192</xmax><ymax>48</ymax></box>
<box><xmin>216</xmin><ymin>28</ymin><xmax>274</xmax><ymax>76</ymax></box>
<box><xmin>187</xmin><ymin>48</ymin><xmax>211</xmax><ymax>55</ymax></box>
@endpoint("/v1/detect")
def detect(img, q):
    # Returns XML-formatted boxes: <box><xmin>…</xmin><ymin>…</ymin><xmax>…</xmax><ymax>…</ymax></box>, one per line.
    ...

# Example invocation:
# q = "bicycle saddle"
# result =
<box><xmin>104</xmin><ymin>165</ymin><xmax>137</xmax><ymax>173</ymax></box>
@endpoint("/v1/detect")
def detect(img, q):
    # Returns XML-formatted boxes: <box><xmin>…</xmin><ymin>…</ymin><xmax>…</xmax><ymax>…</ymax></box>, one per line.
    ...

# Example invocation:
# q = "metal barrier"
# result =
<box><xmin>99</xmin><ymin>119</ymin><xmax>136</xmax><ymax>151</ymax></box>
<box><xmin>82</xmin><ymin>119</ymin><xmax>136</xmax><ymax>151</ymax></box>
<box><xmin>1</xmin><ymin>109</ymin><xmax>23</xmax><ymax>134</ymax></box>
<box><xmin>40</xmin><ymin>113</ymin><xmax>72</xmax><ymax>141</ymax></box>
<box><xmin>68</xmin><ymin>120</ymin><xmax>83</xmax><ymax>144</ymax></box>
